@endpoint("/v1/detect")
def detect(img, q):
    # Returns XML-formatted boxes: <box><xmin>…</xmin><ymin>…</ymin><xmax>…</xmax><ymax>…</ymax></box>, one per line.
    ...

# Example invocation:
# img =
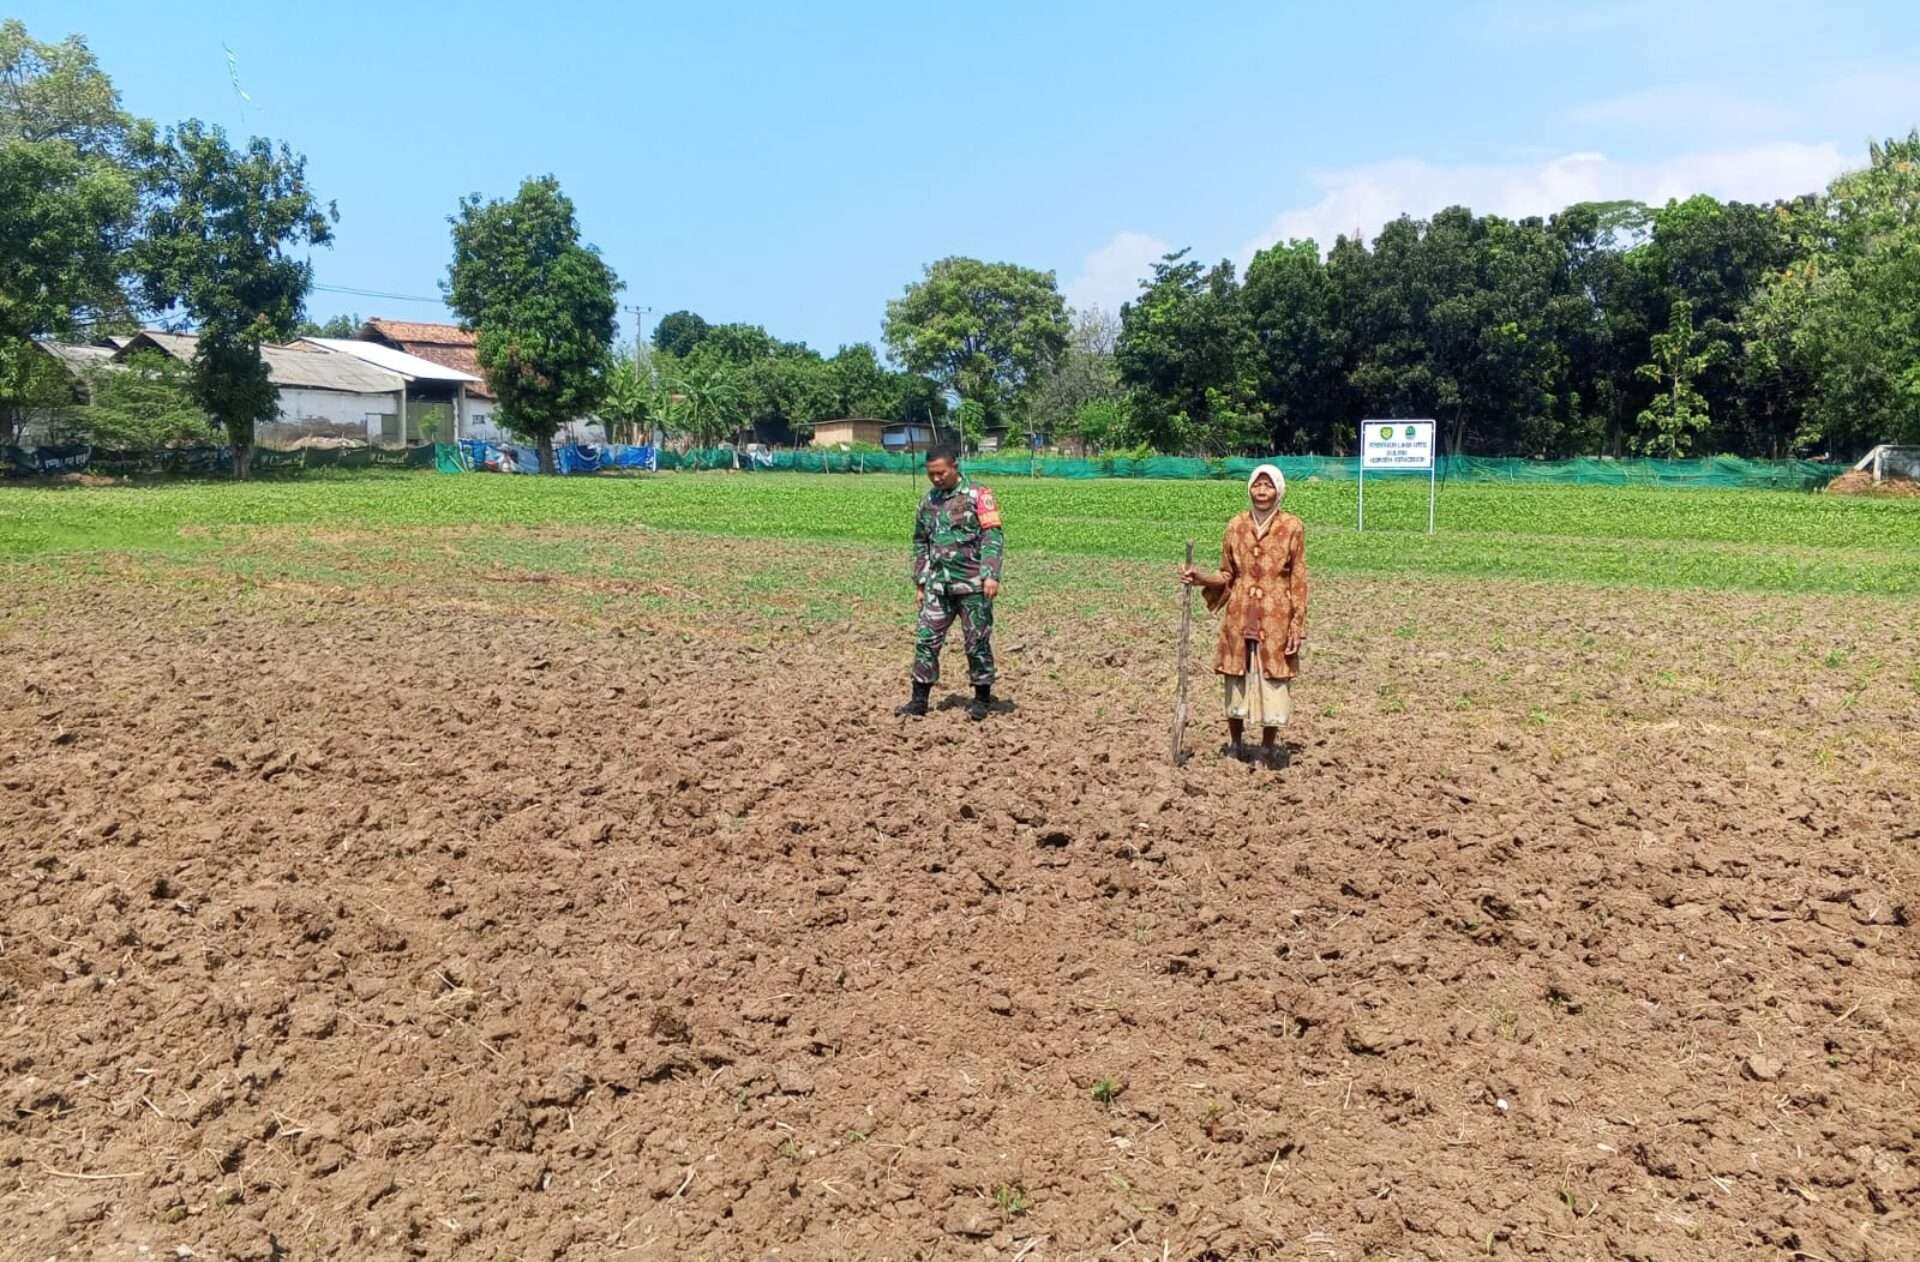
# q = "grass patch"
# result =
<box><xmin>992</xmin><ymin>1183</ymin><xmax>1031</xmax><ymax>1217</ymax></box>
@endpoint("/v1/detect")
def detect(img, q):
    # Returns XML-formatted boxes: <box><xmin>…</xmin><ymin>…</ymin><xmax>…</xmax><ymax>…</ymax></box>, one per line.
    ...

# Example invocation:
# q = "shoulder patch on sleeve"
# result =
<box><xmin>973</xmin><ymin>486</ymin><xmax>1002</xmax><ymax>529</ymax></box>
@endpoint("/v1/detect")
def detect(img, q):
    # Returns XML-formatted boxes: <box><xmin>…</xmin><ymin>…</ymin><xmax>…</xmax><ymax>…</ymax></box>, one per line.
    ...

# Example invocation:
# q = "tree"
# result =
<box><xmin>0</xmin><ymin>141</ymin><xmax>140</xmax><ymax>444</ymax></box>
<box><xmin>1746</xmin><ymin>132</ymin><xmax>1920</xmax><ymax>454</ymax></box>
<box><xmin>825</xmin><ymin>343</ymin><xmax>896</xmax><ymax>419</ymax></box>
<box><xmin>1029</xmin><ymin>307</ymin><xmax>1126</xmax><ymax>446</ymax></box>
<box><xmin>1070</xmin><ymin>397</ymin><xmax>1130</xmax><ymax>451</ymax></box>
<box><xmin>134</xmin><ymin>121</ymin><xmax>335</xmax><ymax>478</ymax></box>
<box><xmin>954</xmin><ymin>399</ymin><xmax>988</xmax><ymax>451</ymax></box>
<box><xmin>296</xmin><ymin>312</ymin><xmax>360</xmax><ymax>339</ymax></box>
<box><xmin>666</xmin><ymin>355</ymin><xmax>746</xmax><ymax>447</ymax></box>
<box><xmin>1116</xmin><ymin>250</ymin><xmax>1258</xmax><ymax>453</ymax></box>
<box><xmin>0</xmin><ymin>344</ymin><xmax>74</xmax><ymax>447</ymax></box>
<box><xmin>1339</xmin><ymin>210</ymin><xmax>1571</xmax><ymax>456</ymax></box>
<box><xmin>0</xmin><ymin>20</ymin><xmax>142</xmax><ymax>445</ymax></box>
<box><xmin>1640</xmin><ymin>195</ymin><xmax>1797</xmax><ymax>453</ymax></box>
<box><xmin>601</xmin><ymin>351</ymin><xmax>666</xmax><ymax>446</ymax></box>
<box><xmin>69</xmin><ymin>349</ymin><xmax>212</xmax><ymax>447</ymax></box>
<box><xmin>883</xmin><ymin>257</ymin><xmax>1069</xmax><ymax>436</ymax></box>
<box><xmin>652</xmin><ymin>309</ymin><xmax>709</xmax><ymax>357</ymax></box>
<box><xmin>1633</xmin><ymin>300</ymin><xmax>1725</xmax><ymax>457</ymax></box>
<box><xmin>446</xmin><ymin>176</ymin><xmax>621</xmax><ymax>474</ymax></box>
<box><xmin>1548</xmin><ymin>202</ymin><xmax>1660</xmax><ymax>455</ymax></box>
<box><xmin>0</xmin><ymin>20</ymin><xmax>128</xmax><ymax>152</ymax></box>
<box><xmin>1243</xmin><ymin>239</ymin><xmax>1354</xmax><ymax>453</ymax></box>
<box><xmin>697</xmin><ymin>322</ymin><xmax>777</xmax><ymax>364</ymax></box>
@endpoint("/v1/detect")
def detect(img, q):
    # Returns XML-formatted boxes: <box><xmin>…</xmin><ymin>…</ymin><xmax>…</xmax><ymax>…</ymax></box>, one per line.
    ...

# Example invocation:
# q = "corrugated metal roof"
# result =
<box><xmin>34</xmin><ymin>341</ymin><xmax>117</xmax><ymax>375</ymax></box>
<box><xmin>127</xmin><ymin>331</ymin><xmax>406</xmax><ymax>395</ymax></box>
<box><xmin>365</xmin><ymin>318</ymin><xmax>476</xmax><ymax>347</ymax></box>
<box><xmin>300</xmin><ymin>337</ymin><xmax>483</xmax><ymax>385</ymax></box>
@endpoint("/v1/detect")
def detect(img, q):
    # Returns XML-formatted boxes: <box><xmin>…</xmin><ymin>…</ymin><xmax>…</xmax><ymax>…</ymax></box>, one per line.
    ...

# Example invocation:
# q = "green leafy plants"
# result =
<box><xmin>992</xmin><ymin>1183</ymin><xmax>1030</xmax><ymax>1217</ymax></box>
<box><xmin>5</xmin><ymin>472</ymin><xmax>1920</xmax><ymax>597</ymax></box>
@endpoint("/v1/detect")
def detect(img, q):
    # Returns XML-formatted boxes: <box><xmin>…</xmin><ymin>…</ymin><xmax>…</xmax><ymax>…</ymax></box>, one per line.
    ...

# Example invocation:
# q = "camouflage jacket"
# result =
<box><xmin>912</xmin><ymin>477</ymin><xmax>1005</xmax><ymax>593</ymax></box>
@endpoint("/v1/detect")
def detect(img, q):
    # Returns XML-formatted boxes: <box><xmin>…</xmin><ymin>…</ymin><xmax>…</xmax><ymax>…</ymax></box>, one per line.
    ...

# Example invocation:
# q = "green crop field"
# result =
<box><xmin>2</xmin><ymin>470</ymin><xmax>1917</xmax><ymax>595</ymax></box>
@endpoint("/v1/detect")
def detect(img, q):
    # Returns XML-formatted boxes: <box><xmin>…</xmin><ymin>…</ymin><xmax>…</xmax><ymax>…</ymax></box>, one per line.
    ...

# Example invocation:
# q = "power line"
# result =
<box><xmin>312</xmin><ymin>283</ymin><xmax>449</xmax><ymax>305</ymax></box>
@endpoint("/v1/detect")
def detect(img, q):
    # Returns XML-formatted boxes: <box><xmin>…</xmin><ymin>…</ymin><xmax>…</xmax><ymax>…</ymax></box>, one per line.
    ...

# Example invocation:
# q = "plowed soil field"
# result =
<box><xmin>3</xmin><ymin>527</ymin><xmax>1917</xmax><ymax>1261</ymax></box>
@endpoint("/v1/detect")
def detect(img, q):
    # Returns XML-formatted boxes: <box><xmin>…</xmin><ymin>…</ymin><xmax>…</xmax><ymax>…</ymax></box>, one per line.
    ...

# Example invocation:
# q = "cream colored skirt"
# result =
<box><xmin>1223</xmin><ymin>642</ymin><xmax>1292</xmax><ymax>729</ymax></box>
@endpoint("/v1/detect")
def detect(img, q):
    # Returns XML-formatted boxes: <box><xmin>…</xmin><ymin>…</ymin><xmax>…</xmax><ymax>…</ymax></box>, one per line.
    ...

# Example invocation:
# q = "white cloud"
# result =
<box><xmin>1240</xmin><ymin>142</ymin><xmax>1854</xmax><ymax>259</ymax></box>
<box><xmin>1063</xmin><ymin>230</ymin><xmax>1172</xmax><ymax>317</ymax></box>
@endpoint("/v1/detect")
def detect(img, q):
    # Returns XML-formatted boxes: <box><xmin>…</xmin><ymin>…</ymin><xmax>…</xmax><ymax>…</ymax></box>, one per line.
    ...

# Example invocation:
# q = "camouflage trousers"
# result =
<box><xmin>912</xmin><ymin>588</ymin><xmax>995</xmax><ymax>686</ymax></box>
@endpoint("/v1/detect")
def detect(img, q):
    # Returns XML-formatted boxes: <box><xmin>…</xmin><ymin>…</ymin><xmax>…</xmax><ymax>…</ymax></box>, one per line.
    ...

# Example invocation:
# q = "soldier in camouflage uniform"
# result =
<box><xmin>898</xmin><ymin>444</ymin><xmax>1004</xmax><ymax>721</ymax></box>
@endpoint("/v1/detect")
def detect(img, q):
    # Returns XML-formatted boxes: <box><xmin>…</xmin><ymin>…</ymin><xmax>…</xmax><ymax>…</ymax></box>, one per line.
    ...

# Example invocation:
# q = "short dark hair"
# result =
<box><xmin>925</xmin><ymin>443</ymin><xmax>961</xmax><ymax>467</ymax></box>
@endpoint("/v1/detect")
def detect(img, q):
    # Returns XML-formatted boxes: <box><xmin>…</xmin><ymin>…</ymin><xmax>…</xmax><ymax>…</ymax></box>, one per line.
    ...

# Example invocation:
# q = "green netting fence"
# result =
<box><xmin>653</xmin><ymin>448</ymin><xmax>1844</xmax><ymax>490</ymax></box>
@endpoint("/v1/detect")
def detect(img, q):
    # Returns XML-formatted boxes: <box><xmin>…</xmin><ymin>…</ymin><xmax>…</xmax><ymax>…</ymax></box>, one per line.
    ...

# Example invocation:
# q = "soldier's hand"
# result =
<box><xmin>915</xmin><ymin>584</ymin><xmax>925</xmax><ymax>608</ymax></box>
<box><xmin>983</xmin><ymin>578</ymin><xmax>1000</xmax><ymax>600</ymax></box>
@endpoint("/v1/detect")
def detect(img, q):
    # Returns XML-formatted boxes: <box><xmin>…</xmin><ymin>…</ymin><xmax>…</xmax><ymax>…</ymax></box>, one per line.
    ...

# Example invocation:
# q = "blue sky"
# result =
<box><xmin>22</xmin><ymin>0</ymin><xmax>1920</xmax><ymax>353</ymax></box>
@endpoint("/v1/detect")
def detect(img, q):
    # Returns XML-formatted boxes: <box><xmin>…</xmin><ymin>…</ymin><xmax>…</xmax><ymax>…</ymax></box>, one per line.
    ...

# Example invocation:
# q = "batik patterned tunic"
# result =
<box><xmin>1202</xmin><ymin>510</ymin><xmax>1308</xmax><ymax>681</ymax></box>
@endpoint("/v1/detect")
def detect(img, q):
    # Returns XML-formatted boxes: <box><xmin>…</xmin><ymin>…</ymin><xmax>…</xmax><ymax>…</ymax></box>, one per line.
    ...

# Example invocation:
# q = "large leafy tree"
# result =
<box><xmin>1746</xmin><ymin>131</ymin><xmax>1920</xmax><ymax>454</ymax></box>
<box><xmin>1</xmin><ymin>20</ymin><xmax>128</xmax><ymax>150</ymax></box>
<box><xmin>1116</xmin><ymin>250</ymin><xmax>1258</xmax><ymax>453</ymax></box>
<box><xmin>1548</xmin><ymin>201</ymin><xmax>1659</xmax><ymax>455</ymax></box>
<box><xmin>824</xmin><ymin>342</ymin><xmax>897</xmax><ymax>419</ymax></box>
<box><xmin>0</xmin><ymin>20</ymin><xmax>142</xmax><ymax>445</ymax></box>
<box><xmin>1340</xmin><ymin>209</ymin><xmax>1572</xmax><ymax>456</ymax></box>
<box><xmin>1242</xmin><ymin>239</ymin><xmax>1354</xmax><ymax>453</ymax></box>
<box><xmin>883</xmin><ymin>257</ymin><xmax>1069</xmax><ymax>440</ymax></box>
<box><xmin>1028</xmin><ymin>307</ymin><xmax>1126</xmax><ymax>447</ymax></box>
<box><xmin>651</xmin><ymin>309</ymin><xmax>709</xmax><ymax>357</ymax></box>
<box><xmin>446</xmin><ymin>176</ymin><xmax>621</xmax><ymax>473</ymax></box>
<box><xmin>134</xmin><ymin>121</ymin><xmax>334</xmax><ymax>478</ymax></box>
<box><xmin>1638</xmin><ymin>195</ymin><xmax>1797</xmax><ymax>453</ymax></box>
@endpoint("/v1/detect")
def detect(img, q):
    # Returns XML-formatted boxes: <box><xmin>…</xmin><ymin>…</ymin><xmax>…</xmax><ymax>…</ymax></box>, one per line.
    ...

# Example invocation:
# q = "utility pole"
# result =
<box><xmin>623</xmin><ymin>304</ymin><xmax>653</xmax><ymax>447</ymax></box>
<box><xmin>624</xmin><ymin>304</ymin><xmax>652</xmax><ymax>359</ymax></box>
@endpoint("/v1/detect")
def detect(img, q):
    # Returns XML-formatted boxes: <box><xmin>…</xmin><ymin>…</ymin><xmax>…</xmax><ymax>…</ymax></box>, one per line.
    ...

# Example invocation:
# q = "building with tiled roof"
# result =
<box><xmin>358</xmin><ymin>319</ymin><xmax>494</xmax><ymax>401</ymax></box>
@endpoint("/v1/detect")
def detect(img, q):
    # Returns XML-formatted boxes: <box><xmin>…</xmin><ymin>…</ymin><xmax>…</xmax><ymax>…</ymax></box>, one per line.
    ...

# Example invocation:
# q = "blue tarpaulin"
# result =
<box><xmin>606</xmin><ymin>444</ymin><xmax>658</xmax><ymax>470</ymax></box>
<box><xmin>557</xmin><ymin>443</ymin><xmax>602</xmax><ymax>474</ymax></box>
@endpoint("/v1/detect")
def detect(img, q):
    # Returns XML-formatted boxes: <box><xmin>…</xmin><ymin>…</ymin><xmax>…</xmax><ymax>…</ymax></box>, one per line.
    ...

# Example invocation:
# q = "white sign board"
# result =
<box><xmin>1361</xmin><ymin>420</ymin><xmax>1435</xmax><ymax>470</ymax></box>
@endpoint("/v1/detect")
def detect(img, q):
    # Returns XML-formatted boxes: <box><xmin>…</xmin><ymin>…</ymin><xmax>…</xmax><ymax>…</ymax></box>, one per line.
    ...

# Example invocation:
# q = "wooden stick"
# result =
<box><xmin>1170</xmin><ymin>539</ymin><xmax>1194</xmax><ymax>765</ymax></box>
<box><xmin>38</xmin><ymin>1162</ymin><xmax>145</xmax><ymax>1181</ymax></box>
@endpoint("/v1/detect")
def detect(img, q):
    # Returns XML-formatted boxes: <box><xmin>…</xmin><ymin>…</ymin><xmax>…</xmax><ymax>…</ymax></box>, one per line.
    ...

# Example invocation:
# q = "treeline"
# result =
<box><xmin>1056</xmin><ymin>136</ymin><xmax>1920</xmax><ymax>461</ymax></box>
<box><xmin>597</xmin><ymin>312</ymin><xmax>945</xmax><ymax>450</ymax></box>
<box><xmin>655</xmin><ymin>134</ymin><xmax>1920</xmax><ymax>463</ymax></box>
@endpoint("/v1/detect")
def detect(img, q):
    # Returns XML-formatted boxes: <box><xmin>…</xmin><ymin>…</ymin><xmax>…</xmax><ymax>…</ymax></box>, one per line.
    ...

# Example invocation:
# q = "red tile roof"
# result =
<box><xmin>363</xmin><ymin>318</ymin><xmax>476</xmax><ymax>347</ymax></box>
<box><xmin>362</xmin><ymin>318</ymin><xmax>493</xmax><ymax>399</ymax></box>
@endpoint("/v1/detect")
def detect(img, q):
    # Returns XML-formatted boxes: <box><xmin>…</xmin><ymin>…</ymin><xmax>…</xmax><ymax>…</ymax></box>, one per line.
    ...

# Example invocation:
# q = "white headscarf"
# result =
<box><xmin>1247</xmin><ymin>463</ymin><xmax>1285</xmax><ymax>526</ymax></box>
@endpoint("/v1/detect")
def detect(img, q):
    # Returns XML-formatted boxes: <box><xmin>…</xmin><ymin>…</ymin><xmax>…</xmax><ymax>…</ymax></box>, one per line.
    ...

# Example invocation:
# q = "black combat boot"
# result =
<box><xmin>967</xmin><ymin>685</ymin><xmax>993</xmax><ymax>722</ymax></box>
<box><xmin>896</xmin><ymin>681</ymin><xmax>931</xmax><ymax>717</ymax></box>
